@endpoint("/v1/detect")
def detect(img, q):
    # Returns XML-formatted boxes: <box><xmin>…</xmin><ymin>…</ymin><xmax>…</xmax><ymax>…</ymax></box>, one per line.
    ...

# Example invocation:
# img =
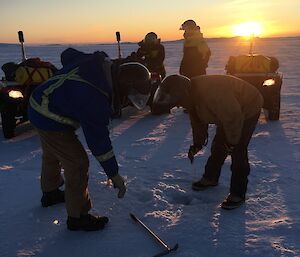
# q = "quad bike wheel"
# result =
<box><xmin>268</xmin><ymin>92</ymin><xmax>281</xmax><ymax>121</ymax></box>
<box><xmin>1</xmin><ymin>109</ymin><xmax>16</xmax><ymax>139</ymax></box>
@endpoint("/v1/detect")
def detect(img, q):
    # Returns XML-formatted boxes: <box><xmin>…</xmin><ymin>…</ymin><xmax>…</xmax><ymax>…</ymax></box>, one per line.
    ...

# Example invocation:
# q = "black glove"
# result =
<box><xmin>188</xmin><ymin>145</ymin><xmax>202</xmax><ymax>164</ymax></box>
<box><xmin>224</xmin><ymin>143</ymin><xmax>235</xmax><ymax>155</ymax></box>
<box><xmin>111</xmin><ymin>174</ymin><xmax>126</xmax><ymax>198</ymax></box>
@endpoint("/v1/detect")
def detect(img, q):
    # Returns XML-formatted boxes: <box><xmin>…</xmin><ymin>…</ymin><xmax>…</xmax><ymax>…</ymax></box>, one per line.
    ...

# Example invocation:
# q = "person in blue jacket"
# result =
<box><xmin>28</xmin><ymin>48</ymin><xmax>151</xmax><ymax>231</ymax></box>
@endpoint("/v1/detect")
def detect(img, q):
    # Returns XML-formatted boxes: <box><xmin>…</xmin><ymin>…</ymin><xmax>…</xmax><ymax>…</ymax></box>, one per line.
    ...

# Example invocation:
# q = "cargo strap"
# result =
<box><xmin>23</xmin><ymin>67</ymin><xmax>49</xmax><ymax>86</ymax></box>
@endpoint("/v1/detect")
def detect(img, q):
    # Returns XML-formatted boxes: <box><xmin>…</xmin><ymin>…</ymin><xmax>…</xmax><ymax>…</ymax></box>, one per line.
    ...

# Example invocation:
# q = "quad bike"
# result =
<box><xmin>225</xmin><ymin>37</ymin><xmax>283</xmax><ymax>120</ymax></box>
<box><xmin>0</xmin><ymin>80</ymin><xmax>38</xmax><ymax>138</ymax></box>
<box><xmin>226</xmin><ymin>70</ymin><xmax>282</xmax><ymax>120</ymax></box>
<box><xmin>0</xmin><ymin>31</ymin><xmax>57</xmax><ymax>138</ymax></box>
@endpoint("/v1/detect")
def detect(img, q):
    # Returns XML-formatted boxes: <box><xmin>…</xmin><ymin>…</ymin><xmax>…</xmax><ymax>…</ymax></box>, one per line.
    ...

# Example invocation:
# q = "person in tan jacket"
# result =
<box><xmin>179</xmin><ymin>20</ymin><xmax>211</xmax><ymax>78</ymax></box>
<box><xmin>152</xmin><ymin>74</ymin><xmax>263</xmax><ymax>209</ymax></box>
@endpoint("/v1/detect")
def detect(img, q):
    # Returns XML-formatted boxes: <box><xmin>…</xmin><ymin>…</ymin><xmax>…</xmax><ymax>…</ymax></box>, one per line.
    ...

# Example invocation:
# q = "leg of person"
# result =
<box><xmin>221</xmin><ymin>113</ymin><xmax>260</xmax><ymax>210</ymax></box>
<box><xmin>40</xmin><ymin>148</ymin><xmax>64</xmax><ymax>191</ymax></box>
<box><xmin>111</xmin><ymin>70</ymin><xmax>122</xmax><ymax>118</ymax></box>
<box><xmin>54</xmin><ymin>131</ymin><xmax>108</xmax><ymax>231</ymax></box>
<box><xmin>192</xmin><ymin>126</ymin><xmax>228</xmax><ymax>191</ymax></box>
<box><xmin>38</xmin><ymin>129</ymin><xmax>108</xmax><ymax>231</ymax></box>
<box><xmin>58</xmin><ymin>132</ymin><xmax>91</xmax><ymax>218</ymax></box>
<box><xmin>38</xmin><ymin>129</ymin><xmax>65</xmax><ymax>207</ymax></box>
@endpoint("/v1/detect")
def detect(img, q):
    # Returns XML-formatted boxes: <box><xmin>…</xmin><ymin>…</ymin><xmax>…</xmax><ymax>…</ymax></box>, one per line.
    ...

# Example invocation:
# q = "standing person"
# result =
<box><xmin>179</xmin><ymin>19</ymin><xmax>211</xmax><ymax>78</ymax></box>
<box><xmin>152</xmin><ymin>74</ymin><xmax>263</xmax><ymax>209</ymax></box>
<box><xmin>136</xmin><ymin>32</ymin><xmax>166</xmax><ymax>79</ymax></box>
<box><xmin>28</xmin><ymin>48</ymin><xmax>151</xmax><ymax>231</ymax></box>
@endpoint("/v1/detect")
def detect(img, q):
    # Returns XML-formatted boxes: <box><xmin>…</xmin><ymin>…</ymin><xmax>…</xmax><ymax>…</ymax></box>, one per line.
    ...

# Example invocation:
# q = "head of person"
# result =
<box><xmin>180</xmin><ymin>20</ymin><xmax>200</xmax><ymax>31</ymax></box>
<box><xmin>144</xmin><ymin>32</ymin><xmax>159</xmax><ymax>45</ymax></box>
<box><xmin>152</xmin><ymin>74</ymin><xmax>191</xmax><ymax>112</ymax></box>
<box><xmin>180</xmin><ymin>20</ymin><xmax>201</xmax><ymax>39</ymax></box>
<box><xmin>117</xmin><ymin>62</ymin><xmax>151</xmax><ymax>110</ymax></box>
<box><xmin>60</xmin><ymin>48</ymin><xmax>113</xmax><ymax>101</ymax></box>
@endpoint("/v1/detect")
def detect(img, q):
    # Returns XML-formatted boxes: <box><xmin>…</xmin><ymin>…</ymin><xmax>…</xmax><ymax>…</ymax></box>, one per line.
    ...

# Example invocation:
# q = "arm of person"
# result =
<box><xmin>189</xmin><ymin>109</ymin><xmax>208</xmax><ymax>147</ymax></box>
<box><xmin>136</xmin><ymin>46</ymin><xmax>147</xmax><ymax>59</ymax></box>
<box><xmin>198</xmin><ymin>42</ymin><xmax>211</xmax><ymax>67</ymax></box>
<box><xmin>81</xmin><ymin>120</ymin><xmax>118</xmax><ymax>178</ymax></box>
<box><xmin>214</xmin><ymin>96</ymin><xmax>243</xmax><ymax>146</ymax></box>
<box><xmin>77</xmin><ymin>92</ymin><xmax>118</xmax><ymax>178</ymax></box>
<box><xmin>188</xmin><ymin>109</ymin><xmax>208</xmax><ymax>163</ymax></box>
<box><xmin>204</xmin><ymin>47</ymin><xmax>211</xmax><ymax>66</ymax></box>
<box><xmin>80</xmin><ymin>108</ymin><xmax>126</xmax><ymax>198</ymax></box>
<box><xmin>153</xmin><ymin>44</ymin><xmax>165</xmax><ymax>63</ymax></box>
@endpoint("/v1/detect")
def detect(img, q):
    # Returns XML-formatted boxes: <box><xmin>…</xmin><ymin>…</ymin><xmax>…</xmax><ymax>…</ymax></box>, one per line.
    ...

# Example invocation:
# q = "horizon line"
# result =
<box><xmin>1</xmin><ymin>35</ymin><xmax>299</xmax><ymax>46</ymax></box>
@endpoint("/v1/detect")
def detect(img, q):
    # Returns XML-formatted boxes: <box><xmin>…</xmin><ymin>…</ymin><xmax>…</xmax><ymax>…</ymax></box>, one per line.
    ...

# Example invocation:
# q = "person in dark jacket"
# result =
<box><xmin>28</xmin><ymin>48</ymin><xmax>150</xmax><ymax>231</ymax></box>
<box><xmin>179</xmin><ymin>20</ymin><xmax>211</xmax><ymax>78</ymax></box>
<box><xmin>152</xmin><ymin>74</ymin><xmax>263</xmax><ymax>209</ymax></box>
<box><xmin>136</xmin><ymin>32</ymin><xmax>166</xmax><ymax>79</ymax></box>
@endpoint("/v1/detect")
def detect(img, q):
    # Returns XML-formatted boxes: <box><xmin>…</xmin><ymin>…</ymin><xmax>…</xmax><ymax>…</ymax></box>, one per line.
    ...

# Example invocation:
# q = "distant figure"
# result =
<box><xmin>136</xmin><ymin>32</ymin><xmax>166</xmax><ymax>79</ymax></box>
<box><xmin>152</xmin><ymin>74</ymin><xmax>263</xmax><ymax>209</ymax></box>
<box><xmin>179</xmin><ymin>20</ymin><xmax>211</xmax><ymax>78</ymax></box>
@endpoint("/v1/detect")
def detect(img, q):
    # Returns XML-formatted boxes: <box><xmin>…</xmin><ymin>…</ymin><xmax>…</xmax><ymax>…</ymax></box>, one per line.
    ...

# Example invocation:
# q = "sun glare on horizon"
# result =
<box><xmin>233</xmin><ymin>22</ymin><xmax>262</xmax><ymax>37</ymax></box>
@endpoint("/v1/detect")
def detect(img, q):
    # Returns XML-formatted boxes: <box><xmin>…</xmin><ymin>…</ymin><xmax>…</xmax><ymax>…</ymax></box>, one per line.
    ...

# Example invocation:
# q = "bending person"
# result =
<box><xmin>153</xmin><ymin>74</ymin><xmax>263</xmax><ymax>209</ymax></box>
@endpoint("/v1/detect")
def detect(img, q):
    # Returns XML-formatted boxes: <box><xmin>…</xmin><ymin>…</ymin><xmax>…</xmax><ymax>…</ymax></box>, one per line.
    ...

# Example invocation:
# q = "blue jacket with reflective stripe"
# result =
<box><xmin>28</xmin><ymin>48</ymin><xmax>118</xmax><ymax>177</ymax></box>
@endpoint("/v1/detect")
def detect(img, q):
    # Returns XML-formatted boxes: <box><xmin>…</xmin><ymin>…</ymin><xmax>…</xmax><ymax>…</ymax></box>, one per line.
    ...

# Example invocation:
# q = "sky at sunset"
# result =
<box><xmin>1</xmin><ymin>0</ymin><xmax>300</xmax><ymax>44</ymax></box>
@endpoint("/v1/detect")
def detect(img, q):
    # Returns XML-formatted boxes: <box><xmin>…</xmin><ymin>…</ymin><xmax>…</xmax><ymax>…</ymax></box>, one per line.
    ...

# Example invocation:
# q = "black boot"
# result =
<box><xmin>192</xmin><ymin>177</ymin><xmax>218</xmax><ymax>191</ymax></box>
<box><xmin>41</xmin><ymin>188</ymin><xmax>65</xmax><ymax>207</ymax></box>
<box><xmin>221</xmin><ymin>194</ymin><xmax>245</xmax><ymax>210</ymax></box>
<box><xmin>67</xmin><ymin>214</ymin><xmax>109</xmax><ymax>231</ymax></box>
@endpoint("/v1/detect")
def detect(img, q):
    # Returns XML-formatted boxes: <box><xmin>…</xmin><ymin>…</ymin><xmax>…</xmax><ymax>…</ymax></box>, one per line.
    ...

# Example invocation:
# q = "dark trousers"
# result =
<box><xmin>203</xmin><ymin>112</ymin><xmax>260</xmax><ymax>198</ymax></box>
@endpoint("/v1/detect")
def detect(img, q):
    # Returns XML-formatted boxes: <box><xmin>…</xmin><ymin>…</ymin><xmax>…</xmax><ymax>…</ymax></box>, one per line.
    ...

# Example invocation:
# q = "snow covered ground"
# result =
<box><xmin>0</xmin><ymin>37</ymin><xmax>299</xmax><ymax>257</ymax></box>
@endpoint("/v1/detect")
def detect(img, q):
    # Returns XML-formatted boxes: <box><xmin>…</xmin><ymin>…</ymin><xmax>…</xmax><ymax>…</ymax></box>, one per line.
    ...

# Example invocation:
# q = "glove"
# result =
<box><xmin>224</xmin><ymin>143</ymin><xmax>235</xmax><ymax>155</ymax></box>
<box><xmin>111</xmin><ymin>174</ymin><xmax>126</xmax><ymax>198</ymax></box>
<box><xmin>188</xmin><ymin>145</ymin><xmax>202</xmax><ymax>164</ymax></box>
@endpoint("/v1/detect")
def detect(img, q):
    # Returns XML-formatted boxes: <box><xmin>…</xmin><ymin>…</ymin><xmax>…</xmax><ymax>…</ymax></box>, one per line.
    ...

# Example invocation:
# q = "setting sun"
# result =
<box><xmin>233</xmin><ymin>22</ymin><xmax>262</xmax><ymax>37</ymax></box>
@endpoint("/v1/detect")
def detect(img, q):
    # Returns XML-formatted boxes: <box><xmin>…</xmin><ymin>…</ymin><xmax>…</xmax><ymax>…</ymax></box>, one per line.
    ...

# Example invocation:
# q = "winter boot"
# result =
<box><xmin>41</xmin><ymin>188</ymin><xmax>65</xmax><ymax>207</ymax></box>
<box><xmin>221</xmin><ymin>193</ymin><xmax>245</xmax><ymax>210</ymax></box>
<box><xmin>192</xmin><ymin>177</ymin><xmax>218</xmax><ymax>191</ymax></box>
<box><xmin>67</xmin><ymin>213</ymin><xmax>109</xmax><ymax>231</ymax></box>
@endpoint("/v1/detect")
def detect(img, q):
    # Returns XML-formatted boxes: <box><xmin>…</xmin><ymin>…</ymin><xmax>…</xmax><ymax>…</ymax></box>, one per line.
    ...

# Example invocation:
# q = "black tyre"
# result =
<box><xmin>268</xmin><ymin>109</ymin><xmax>280</xmax><ymax>121</ymax></box>
<box><xmin>268</xmin><ymin>92</ymin><xmax>280</xmax><ymax>121</ymax></box>
<box><xmin>111</xmin><ymin>106</ymin><xmax>122</xmax><ymax>119</ymax></box>
<box><xmin>1</xmin><ymin>109</ymin><xmax>16</xmax><ymax>139</ymax></box>
<box><xmin>150</xmin><ymin>103</ymin><xmax>171</xmax><ymax>115</ymax></box>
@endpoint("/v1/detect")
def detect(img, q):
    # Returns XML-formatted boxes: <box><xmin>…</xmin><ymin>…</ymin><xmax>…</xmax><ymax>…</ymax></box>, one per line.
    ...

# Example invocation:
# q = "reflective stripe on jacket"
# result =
<box><xmin>29</xmin><ymin>67</ymin><xmax>109</xmax><ymax>128</ymax></box>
